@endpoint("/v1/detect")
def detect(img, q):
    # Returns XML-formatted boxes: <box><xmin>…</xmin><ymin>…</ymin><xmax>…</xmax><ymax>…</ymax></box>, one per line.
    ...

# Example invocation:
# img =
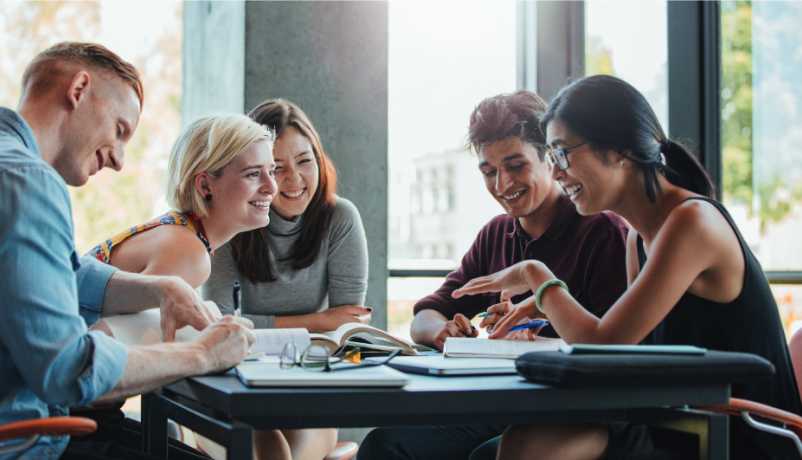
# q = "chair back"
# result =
<box><xmin>788</xmin><ymin>328</ymin><xmax>802</xmax><ymax>399</ymax></box>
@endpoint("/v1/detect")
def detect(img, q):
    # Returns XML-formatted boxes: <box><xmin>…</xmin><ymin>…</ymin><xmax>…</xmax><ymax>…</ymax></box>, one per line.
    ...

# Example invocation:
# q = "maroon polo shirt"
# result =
<box><xmin>413</xmin><ymin>196</ymin><xmax>629</xmax><ymax>338</ymax></box>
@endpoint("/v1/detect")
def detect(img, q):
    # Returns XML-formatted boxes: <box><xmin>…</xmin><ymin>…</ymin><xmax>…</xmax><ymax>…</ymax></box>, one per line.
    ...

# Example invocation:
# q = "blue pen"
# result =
<box><xmin>493</xmin><ymin>319</ymin><xmax>549</xmax><ymax>333</ymax></box>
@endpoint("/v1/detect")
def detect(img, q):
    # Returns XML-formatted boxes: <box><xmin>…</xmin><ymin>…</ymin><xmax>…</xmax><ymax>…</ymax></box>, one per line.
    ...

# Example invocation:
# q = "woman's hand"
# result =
<box><xmin>312</xmin><ymin>305</ymin><xmax>372</xmax><ymax>332</ymax></box>
<box><xmin>453</xmin><ymin>260</ymin><xmax>554</xmax><ymax>300</ymax></box>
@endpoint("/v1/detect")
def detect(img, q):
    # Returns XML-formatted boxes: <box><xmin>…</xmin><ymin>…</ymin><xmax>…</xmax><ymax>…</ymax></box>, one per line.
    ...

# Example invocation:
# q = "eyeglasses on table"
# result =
<box><xmin>279</xmin><ymin>343</ymin><xmax>401</xmax><ymax>372</ymax></box>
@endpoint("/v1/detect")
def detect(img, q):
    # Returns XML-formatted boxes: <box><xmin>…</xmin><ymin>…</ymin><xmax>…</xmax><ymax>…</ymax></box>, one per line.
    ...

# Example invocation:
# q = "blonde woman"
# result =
<box><xmin>90</xmin><ymin>114</ymin><xmax>311</xmax><ymax>460</ymax></box>
<box><xmin>87</xmin><ymin>113</ymin><xmax>277</xmax><ymax>289</ymax></box>
<box><xmin>90</xmin><ymin>114</ymin><xmax>339</xmax><ymax>460</ymax></box>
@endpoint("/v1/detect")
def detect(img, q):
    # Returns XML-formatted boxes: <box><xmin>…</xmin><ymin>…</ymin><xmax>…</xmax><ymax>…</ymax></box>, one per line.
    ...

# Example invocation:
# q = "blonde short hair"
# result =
<box><xmin>167</xmin><ymin>114</ymin><xmax>275</xmax><ymax>217</ymax></box>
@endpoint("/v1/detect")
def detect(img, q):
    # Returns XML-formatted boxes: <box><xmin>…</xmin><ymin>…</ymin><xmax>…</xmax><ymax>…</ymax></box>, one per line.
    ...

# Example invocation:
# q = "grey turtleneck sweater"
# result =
<box><xmin>201</xmin><ymin>196</ymin><xmax>368</xmax><ymax>328</ymax></box>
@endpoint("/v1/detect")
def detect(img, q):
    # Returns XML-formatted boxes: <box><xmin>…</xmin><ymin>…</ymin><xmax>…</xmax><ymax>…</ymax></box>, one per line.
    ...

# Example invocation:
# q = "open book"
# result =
<box><xmin>100</xmin><ymin>305</ymin><xmax>312</xmax><ymax>357</ymax></box>
<box><xmin>100</xmin><ymin>307</ymin><xmax>427</xmax><ymax>357</ymax></box>
<box><xmin>310</xmin><ymin>323</ymin><xmax>430</xmax><ymax>355</ymax></box>
<box><xmin>443</xmin><ymin>337</ymin><xmax>565</xmax><ymax>359</ymax></box>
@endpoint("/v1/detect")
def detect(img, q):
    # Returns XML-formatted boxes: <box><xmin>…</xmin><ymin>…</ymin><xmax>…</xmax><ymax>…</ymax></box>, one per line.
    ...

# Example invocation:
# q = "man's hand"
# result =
<box><xmin>479</xmin><ymin>290</ymin><xmax>514</xmax><ymax>331</ymax></box>
<box><xmin>488</xmin><ymin>295</ymin><xmax>542</xmax><ymax>339</ymax></box>
<box><xmin>479</xmin><ymin>291</ymin><xmax>546</xmax><ymax>340</ymax></box>
<box><xmin>96</xmin><ymin>316</ymin><xmax>256</xmax><ymax>403</ymax></box>
<box><xmin>313</xmin><ymin>305</ymin><xmax>372</xmax><ymax>332</ymax></box>
<box><xmin>101</xmin><ymin>271</ymin><xmax>216</xmax><ymax>340</ymax></box>
<box><xmin>431</xmin><ymin>313</ymin><xmax>478</xmax><ymax>351</ymax></box>
<box><xmin>157</xmin><ymin>276</ymin><xmax>217</xmax><ymax>342</ymax></box>
<box><xmin>194</xmin><ymin>316</ymin><xmax>256</xmax><ymax>373</ymax></box>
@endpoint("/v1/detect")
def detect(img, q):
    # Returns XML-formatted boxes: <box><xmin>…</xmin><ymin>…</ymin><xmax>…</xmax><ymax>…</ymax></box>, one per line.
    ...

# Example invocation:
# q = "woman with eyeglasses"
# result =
<box><xmin>453</xmin><ymin>75</ymin><xmax>801</xmax><ymax>460</ymax></box>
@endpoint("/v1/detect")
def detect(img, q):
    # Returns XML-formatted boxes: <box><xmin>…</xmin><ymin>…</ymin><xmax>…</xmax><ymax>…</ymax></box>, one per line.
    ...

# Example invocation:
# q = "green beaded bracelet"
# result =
<box><xmin>535</xmin><ymin>279</ymin><xmax>568</xmax><ymax>313</ymax></box>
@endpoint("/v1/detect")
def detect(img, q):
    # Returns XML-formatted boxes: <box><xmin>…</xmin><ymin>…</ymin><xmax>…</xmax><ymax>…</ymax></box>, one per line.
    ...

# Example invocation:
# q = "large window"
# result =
<box><xmin>387</xmin><ymin>1</ymin><xmax>517</xmax><ymax>339</ymax></box>
<box><xmin>585</xmin><ymin>1</ymin><xmax>668</xmax><ymax>130</ymax></box>
<box><xmin>721</xmin><ymin>1</ymin><xmax>802</xmax><ymax>336</ymax></box>
<box><xmin>0</xmin><ymin>1</ymin><xmax>182</xmax><ymax>254</ymax></box>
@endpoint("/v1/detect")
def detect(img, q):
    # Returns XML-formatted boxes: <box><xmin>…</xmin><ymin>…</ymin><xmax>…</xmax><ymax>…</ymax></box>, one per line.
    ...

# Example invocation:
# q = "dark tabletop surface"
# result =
<box><xmin>163</xmin><ymin>368</ymin><xmax>730</xmax><ymax>429</ymax></box>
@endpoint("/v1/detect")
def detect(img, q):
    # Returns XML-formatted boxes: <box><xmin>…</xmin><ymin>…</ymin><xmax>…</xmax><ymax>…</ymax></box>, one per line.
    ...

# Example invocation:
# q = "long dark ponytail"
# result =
<box><xmin>542</xmin><ymin>75</ymin><xmax>715</xmax><ymax>201</ymax></box>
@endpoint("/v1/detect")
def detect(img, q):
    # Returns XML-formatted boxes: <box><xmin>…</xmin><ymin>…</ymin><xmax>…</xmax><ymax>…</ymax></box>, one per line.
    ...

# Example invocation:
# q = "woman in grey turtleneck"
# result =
<box><xmin>202</xmin><ymin>99</ymin><xmax>369</xmax><ymax>460</ymax></box>
<box><xmin>203</xmin><ymin>99</ymin><xmax>370</xmax><ymax>330</ymax></box>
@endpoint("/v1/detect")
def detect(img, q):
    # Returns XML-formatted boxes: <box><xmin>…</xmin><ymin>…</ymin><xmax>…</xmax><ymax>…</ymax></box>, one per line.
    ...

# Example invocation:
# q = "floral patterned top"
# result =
<box><xmin>86</xmin><ymin>210</ymin><xmax>213</xmax><ymax>264</ymax></box>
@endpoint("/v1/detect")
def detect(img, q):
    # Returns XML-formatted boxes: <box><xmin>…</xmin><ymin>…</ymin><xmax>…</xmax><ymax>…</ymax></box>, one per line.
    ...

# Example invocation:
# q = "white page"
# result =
<box><xmin>350</xmin><ymin>332</ymin><xmax>395</xmax><ymax>346</ymax></box>
<box><xmin>104</xmin><ymin>304</ymin><xmax>223</xmax><ymax>346</ymax></box>
<box><xmin>251</xmin><ymin>328</ymin><xmax>310</xmax><ymax>355</ymax></box>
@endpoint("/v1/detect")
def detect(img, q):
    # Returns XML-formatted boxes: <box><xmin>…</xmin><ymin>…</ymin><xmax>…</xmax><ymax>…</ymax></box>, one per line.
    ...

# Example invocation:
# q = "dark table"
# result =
<box><xmin>141</xmin><ymin>370</ymin><xmax>730</xmax><ymax>460</ymax></box>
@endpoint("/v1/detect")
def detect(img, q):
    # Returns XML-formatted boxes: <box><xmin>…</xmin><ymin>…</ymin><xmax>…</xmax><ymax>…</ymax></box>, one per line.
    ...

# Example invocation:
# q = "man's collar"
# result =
<box><xmin>508</xmin><ymin>195</ymin><xmax>577</xmax><ymax>242</ymax></box>
<box><xmin>0</xmin><ymin>107</ymin><xmax>41</xmax><ymax>158</ymax></box>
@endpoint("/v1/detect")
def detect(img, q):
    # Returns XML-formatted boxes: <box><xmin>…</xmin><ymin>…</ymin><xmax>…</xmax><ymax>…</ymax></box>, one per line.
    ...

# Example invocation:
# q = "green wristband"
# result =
<box><xmin>535</xmin><ymin>279</ymin><xmax>568</xmax><ymax>313</ymax></box>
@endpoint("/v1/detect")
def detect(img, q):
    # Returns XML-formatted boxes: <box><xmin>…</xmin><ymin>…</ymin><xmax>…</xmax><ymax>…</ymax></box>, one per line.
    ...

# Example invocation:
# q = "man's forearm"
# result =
<box><xmin>100</xmin><ymin>271</ymin><xmax>168</xmax><ymax>317</ymax></box>
<box><xmin>94</xmin><ymin>342</ymin><xmax>209</xmax><ymax>404</ymax></box>
<box><xmin>410</xmin><ymin>310</ymin><xmax>448</xmax><ymax>347</ymax></box>
<box><xmin>95</xmin><ymin>316</ymin><xmax>254</xmax><ymax>404</ymax></box>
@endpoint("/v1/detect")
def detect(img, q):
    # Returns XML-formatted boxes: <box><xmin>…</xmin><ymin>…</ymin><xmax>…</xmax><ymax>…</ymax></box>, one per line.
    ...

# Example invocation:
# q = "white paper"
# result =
<box><xmin>251</xmin><ymin>328</ymin><xmax>311</xmax><ymax>355</ymax></box>
<box><xmin>101</xmin><ymin>305</ymin><xmax>309</xmax><ymax>357</ymax></box>
<box><xmin>103</xmin><ymin>304</ymin><xmax>223</xmax><ymax>345</ymax></box>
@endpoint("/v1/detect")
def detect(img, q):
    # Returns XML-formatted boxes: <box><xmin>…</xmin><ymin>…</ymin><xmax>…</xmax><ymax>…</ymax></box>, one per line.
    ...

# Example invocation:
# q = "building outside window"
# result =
<box><xmin>387</xmin><ymin>1</ymin><xmax>517</xmax><ymax>339</ymax></box>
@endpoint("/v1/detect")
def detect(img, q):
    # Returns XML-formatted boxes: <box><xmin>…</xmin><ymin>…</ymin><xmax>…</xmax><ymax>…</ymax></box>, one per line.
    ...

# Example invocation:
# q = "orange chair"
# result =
<box><xmin>0</xmin><ymin>416</ymin><xmax>97</xmax><ymax>456</ymax></box>
<box><xmin>696</xmin><ymin>328</ymin><xmax>802</xmax><ymax>457</ymax></box>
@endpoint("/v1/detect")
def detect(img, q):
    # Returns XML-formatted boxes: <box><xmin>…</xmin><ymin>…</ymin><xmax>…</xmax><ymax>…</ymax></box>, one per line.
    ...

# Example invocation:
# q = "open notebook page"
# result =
<box><xmin>103</xmin><ymin>304</ymin><xmax>310</xmax><ymax>355</ymax></box>
<box><xmin>251</xmin><ymin>328</ymin><xmax>310</xmax><ymax>355</ymax></box>
<box><xmin>103</xmin><ymin>305</ymin><xmax>224</xmax><ymax>345</ymax></box>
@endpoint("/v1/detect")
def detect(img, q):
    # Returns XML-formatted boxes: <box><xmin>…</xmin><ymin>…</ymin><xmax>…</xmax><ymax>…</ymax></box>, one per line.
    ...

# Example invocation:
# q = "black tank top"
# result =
<box><xmin>638</xmin><ymin>197</ymin><xmax>801</xmax><ymax>460</ymax></box>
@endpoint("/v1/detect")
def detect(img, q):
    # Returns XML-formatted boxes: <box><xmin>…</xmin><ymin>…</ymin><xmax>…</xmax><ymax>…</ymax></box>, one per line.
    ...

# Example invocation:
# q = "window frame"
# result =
<box><xmin>389</xmin><ymin>1</ymin><xmax>802</xmax><ymax>284</ymax></box>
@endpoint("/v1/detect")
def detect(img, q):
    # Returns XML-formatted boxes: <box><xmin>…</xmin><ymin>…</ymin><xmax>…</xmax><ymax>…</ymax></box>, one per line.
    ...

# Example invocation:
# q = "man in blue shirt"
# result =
<box><xmin>0</xmin><ymin>42</ymin><xmax>256</xmax><ymax>460</ymax></box>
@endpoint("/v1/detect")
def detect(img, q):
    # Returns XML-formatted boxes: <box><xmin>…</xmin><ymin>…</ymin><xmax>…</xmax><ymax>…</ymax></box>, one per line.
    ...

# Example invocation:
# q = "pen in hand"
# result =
<box><xmin>478</xmin><ymin>311</ymin><xmax>506</xmax><ymax>318</ymax></box>
<box><xmin>488</xmin><ymin>319</ymin><xmax>549</xmax><ymax>334</ymax></box>
<box><xmin>233</xmin><ymin>281</ymin><xmax>241</xmax><ymax>317</ymax></box>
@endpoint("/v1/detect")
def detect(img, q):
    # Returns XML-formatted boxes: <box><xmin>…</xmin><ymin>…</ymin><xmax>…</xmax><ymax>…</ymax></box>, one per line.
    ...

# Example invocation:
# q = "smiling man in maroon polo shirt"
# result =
<box><xmin>358</xmin><ymin>90</ymin><xmax>630</xmax><ymax>460</ymax></box>
<box><xmin>411</xmin><ymin>89</ymin><xmax>629</xmax><ymax>350</ymax></box>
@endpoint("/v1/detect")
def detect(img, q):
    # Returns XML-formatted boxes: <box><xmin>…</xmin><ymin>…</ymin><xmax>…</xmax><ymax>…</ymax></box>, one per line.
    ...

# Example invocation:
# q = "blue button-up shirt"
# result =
<box><xmin>0</xmin><ymin>107</ymin><xmax>128</xmax><ymax>460</ymax></box>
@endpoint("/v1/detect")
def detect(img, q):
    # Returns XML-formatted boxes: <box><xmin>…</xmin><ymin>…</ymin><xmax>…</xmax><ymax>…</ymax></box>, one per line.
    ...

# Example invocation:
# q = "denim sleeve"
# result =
<box><xmin>77</xmin><ymin>255</ymin><xmax>119</xmax><ymax>327</ymax></box>
<box><xmin>0</xmin><ymin>165</ymin><xmax>127</xmax><ymax>407</ymax></box>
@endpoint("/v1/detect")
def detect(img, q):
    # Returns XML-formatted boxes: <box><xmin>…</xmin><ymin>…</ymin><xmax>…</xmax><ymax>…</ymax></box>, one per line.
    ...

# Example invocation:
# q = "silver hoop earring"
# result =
<box><xmin>620</xmin><ymin>160</ymin><xmax>626</xmax><ymax>167</ymax></box>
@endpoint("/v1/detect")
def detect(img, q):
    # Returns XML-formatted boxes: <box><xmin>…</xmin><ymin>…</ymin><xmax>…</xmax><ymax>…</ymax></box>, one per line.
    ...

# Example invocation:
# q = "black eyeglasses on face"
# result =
<box><xmin>546</xmin><ymin>141</ymin><xmax>588</xmax><ymax>170</ymax></box>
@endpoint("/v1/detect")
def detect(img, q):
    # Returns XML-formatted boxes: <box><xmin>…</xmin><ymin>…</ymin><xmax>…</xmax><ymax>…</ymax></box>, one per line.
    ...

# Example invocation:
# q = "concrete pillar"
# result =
<box><xmin>183</xmin><ymin>1</ymin><xmax>389</xmax><ymax>330</ymax></box>
<box><xmin>182</xmin><ymin>1</ymin><xmax>246</xmax><ymax>125</ymax></box>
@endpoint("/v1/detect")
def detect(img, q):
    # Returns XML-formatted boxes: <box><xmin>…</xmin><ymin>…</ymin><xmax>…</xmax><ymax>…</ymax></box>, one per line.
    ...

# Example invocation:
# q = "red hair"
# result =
<box><xmin>23</xmin><ymin>42</ymin><xmax>144</xmax><ymax>108</ymax></box>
